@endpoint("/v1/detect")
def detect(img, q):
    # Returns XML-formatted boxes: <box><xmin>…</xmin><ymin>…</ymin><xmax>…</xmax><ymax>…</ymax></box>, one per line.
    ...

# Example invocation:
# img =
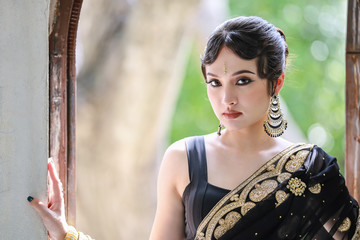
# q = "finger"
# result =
<box><xmin>28</xmin><ymin>196</ymin><xmax>69</xmax><ymax>240</ymax></box>
<box><xmin>27</xmin><ymin>196</ymin><xmax>52</xmax><ymax>220</ymax></box>
<box><xmin>48</xmin><ymin>162</ymin><xmax>55</xmax><ymax>201</ymax></box>
<box><xmin>48</xmin><ymin>163</ymin><xmax>66</xmax><ymax>217</ymax></box>
<box><xmin>48</xmin><ymin>160</ymin><xmax>61</xmax><ymax>187</ymax></box>
<box><xmin>48</xmin><ymin>161</ymin><xmax>63</xmax><ymax>201</ymax></box>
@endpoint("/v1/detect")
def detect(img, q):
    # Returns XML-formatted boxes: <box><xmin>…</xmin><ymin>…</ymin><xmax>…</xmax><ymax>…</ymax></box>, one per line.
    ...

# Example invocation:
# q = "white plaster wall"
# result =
<box><xmin>0</xmin><ymin>1</ymin><xmax>49</xmax><ymax>239</ymax></box>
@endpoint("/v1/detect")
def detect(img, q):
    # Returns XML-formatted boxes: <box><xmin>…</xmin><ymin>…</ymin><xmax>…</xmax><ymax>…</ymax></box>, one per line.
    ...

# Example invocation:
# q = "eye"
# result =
<box><xmin>236</xmin><ymin>78</ymin><xmax>253</xmax><ymax>85</ymax></box>
<box><xmin>206</xmin><ymin>79</ymin><xmax>222</xmax><ymax>87</ymax></box>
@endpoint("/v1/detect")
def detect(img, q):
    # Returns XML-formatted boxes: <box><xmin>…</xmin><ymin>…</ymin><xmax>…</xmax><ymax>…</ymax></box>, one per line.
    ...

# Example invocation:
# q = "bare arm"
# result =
<box><xmin>150</xmin><ymin>140</ymin><xmax>189</xmax><ymax>240</ymax></box>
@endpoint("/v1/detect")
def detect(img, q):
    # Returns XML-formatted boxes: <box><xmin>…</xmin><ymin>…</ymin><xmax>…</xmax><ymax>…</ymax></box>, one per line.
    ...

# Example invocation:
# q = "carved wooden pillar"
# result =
<box><xmin>345</xmin><ymin>0</ymin><xmax>360</xmax><ymax>202</ymax></box>
<box><xmin>49</xmin><ymin>0</ymin><xmax>83</xmax><ymax>226</ymax></box>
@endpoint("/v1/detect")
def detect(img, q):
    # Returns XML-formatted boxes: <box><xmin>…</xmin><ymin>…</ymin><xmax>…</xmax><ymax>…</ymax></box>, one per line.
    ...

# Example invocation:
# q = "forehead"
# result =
<box><xmin>206</xmin><ymin>47</ymin><xmax>258</xmax><ymax>75</ymax></box>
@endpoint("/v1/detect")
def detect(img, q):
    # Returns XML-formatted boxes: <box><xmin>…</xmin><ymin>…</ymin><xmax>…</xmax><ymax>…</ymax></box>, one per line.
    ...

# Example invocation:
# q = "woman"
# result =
<box><xmin>149</xmin><ymin>16</ymin><xmax>359</xmax><ymax>240</ymax></box>
<box><xmin>29</xmin><ymin>16</ymin><xmax>359</xmax><ymax>240</ymax></box>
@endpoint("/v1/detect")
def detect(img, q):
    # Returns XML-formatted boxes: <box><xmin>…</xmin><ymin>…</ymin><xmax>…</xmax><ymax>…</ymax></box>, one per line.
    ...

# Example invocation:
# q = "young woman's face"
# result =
<box><xmin>205</xmin><ymin>47</ymin><xmax>271</xmax><ymax>132</ymax></box>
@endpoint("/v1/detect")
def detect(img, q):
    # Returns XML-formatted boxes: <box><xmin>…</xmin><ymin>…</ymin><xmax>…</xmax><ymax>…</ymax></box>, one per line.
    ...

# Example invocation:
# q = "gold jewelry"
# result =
<box><xmin>217</xmin><ymin>122</ymin><xmax>223</xmax><ymax>136</ymax></box>
<box><xmin>264</xmin><ymin>94</ymin><xmax>287</xmax><ymax>137</ymax></box>
<box><xmin>64</xmin><ymin>226</ymin><xmax>79</xmax><ymax>240</ymax></box>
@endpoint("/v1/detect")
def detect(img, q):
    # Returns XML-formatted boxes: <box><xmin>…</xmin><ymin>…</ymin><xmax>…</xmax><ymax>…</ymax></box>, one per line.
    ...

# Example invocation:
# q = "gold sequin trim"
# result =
<box><xmin>277</xmin><ymin>172</ymin><xmax>291</xmax><ymax>183</ymax></box>
<box><xmin>338</xmin><ymin>217</ymin><xmax>351</xmax><ymax>232</ymax></box>
<box><xmin>309</xmin><ymin>183</ymin><xmax>321</xmax><ymax>194</ymax></box>
<box><xmin>230</xmin><ymin>194</ymin><xmax>239</xmax><ymax>202</ymax></box>
<box><xmin>195</xmin><ymin>232</ymin><xmax>205</xmax><ymax>240</ymax></box>
<box><xmin>285</xmin><ymin>150</ymin><xmax>309</xmax><ymax>172</ymax></box>
<box><xmin>195</xmin><ymin>144</ymin><xmax>313</xmax><ymax>240</ymax></box>
<box><xmin>214</xmin><ymin>211</ymin><xmax>241</xmax><ymax>239</ymax></box>
<box><xmin>241</xmin><ymin>202</ymin><xmax>256</xmax><ymax>215</ymax></box>
<box><xmin>275</xmin><ymin>190</ymin><xmax>289</xmax><ymax>207</ymax></box>
<box><xmin>249</xmin><ymin>180</ymin><xmax>278</xmax><ymax>202</ymax></box>
<box><xmin>267</xmin><ymin>164</ymin><xmax>276</xmax><ymax>171</ymax></box>
<box><xmin>287</xmin><ymin>177</ymin><xmax>306</xmax><ymax>196</ymax></box>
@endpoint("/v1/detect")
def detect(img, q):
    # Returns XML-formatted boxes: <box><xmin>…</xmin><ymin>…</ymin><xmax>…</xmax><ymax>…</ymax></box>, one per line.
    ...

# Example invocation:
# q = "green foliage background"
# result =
<box><xmin>169</xmin><ymin>0</ymin><xmax>347</xmax><ymax>168</ymax></box>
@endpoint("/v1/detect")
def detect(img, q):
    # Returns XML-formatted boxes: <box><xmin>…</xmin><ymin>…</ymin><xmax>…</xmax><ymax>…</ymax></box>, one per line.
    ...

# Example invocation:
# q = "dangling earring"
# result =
<box><xmin>264</xmin><ymin>94</ymin><xmax>287</xmax><ymax>137</ymax></box>
<box><xmin>217</xmin><ymin>122</ymin><xmax>223</xmax><ymax>136</ymax></box>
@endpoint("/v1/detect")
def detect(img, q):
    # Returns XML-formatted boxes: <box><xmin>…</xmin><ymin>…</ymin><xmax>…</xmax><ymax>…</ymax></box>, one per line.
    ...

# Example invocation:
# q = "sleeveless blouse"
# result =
<box><xmin>182</xmin><ymin>136</ymin><xmax>230</xmax><ymax>240</ymax></box>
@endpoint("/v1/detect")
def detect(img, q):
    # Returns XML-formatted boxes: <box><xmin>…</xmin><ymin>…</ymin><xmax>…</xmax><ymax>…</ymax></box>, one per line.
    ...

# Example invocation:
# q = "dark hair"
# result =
<box><xmin>201</xmin><ymin>16</ymin><xmax>289</xmax><ymax>95</ymax></box>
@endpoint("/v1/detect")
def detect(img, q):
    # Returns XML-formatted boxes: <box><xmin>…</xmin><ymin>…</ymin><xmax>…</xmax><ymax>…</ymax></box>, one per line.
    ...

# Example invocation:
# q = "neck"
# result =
<box><xmin>218</xmin><ymin>121</ymin><xmax>276</xmax><ymax>152</ymax></box>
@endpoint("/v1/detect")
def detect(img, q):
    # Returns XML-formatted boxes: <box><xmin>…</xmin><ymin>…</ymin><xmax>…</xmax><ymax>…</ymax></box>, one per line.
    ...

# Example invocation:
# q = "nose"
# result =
<box><xmin>222</xmin><ymin>87</ymin><xmax>238</xmax><ymax>106</ymax></box>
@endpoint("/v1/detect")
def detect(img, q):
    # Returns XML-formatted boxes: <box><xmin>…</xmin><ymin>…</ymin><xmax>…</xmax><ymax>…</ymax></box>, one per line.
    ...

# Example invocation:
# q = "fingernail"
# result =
<box><xmin>27</xmin><ymin>196</ymin><xmax>34</xmax><ymax>202</ymax></box>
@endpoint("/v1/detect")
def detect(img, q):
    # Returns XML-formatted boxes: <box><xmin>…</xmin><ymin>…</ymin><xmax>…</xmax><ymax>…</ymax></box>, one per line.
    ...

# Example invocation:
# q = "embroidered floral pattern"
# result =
<box><xmin>214</xmin><ymin>211</ymin><xmax>241</xmax><ymax>239</ymax></box>
<box><xmin>277</xmin><ymin>172</ymin><xmax>291</xmax><ymax>183</ymax></box>
<box><xmin>249</xmin><ymin>180</ymin><xmax>278</xmax><ymax>202</ymax></box>
<box><xmin>309</xmin><ymin>183</ymin><xmax>321</xmax><ymax>194</ymax></box>
<box><xmin>338</xmin><ymin>217</ymin><xmax>351</xmax><ymax>232</ymax></box>
<box><xmin>285</xmin><ymin>150</ymin><xmax>309</xmax><ymax>172</ymax></box>
<box><xmin>287</xmin><ymin>177</ymin><xmax>306</xmax><ymax>196</ymax></box>
<box><xmin>275</xmin><ymin>190</ymin><xmax>289</xmax><ymax>207</ymax></box>
<box><xmin>195</xmin><ymin>233</ymin><xmax>205</xmax><ymax>240</ymax></box>
<box><xmin>230</xmin><ymin>194</ymin><xmax>239</xmax><ymax>202</ymax></box>
<box><xmin>195</xmin><ymin>144</ymin><xmax>313</xmax><ymax>240</ymax></box>
<box><xmin>241</xmin><ymin>202</ymin><xmax>256</xmax><ymax>215</ymax></box>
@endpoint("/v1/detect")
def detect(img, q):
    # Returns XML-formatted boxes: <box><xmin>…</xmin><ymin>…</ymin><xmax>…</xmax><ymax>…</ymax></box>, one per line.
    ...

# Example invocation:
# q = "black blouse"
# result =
<box><xmin>182</xmin><ymin>136</ymin><xmax>230</xmax><ymax>240</ymax></box>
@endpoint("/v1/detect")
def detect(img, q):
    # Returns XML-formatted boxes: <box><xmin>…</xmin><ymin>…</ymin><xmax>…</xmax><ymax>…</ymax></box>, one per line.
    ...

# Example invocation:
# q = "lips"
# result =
<box><xmin>222</xmin><ymin>110</ymin><xmax>242</xmax><ymax>119</ymax></box>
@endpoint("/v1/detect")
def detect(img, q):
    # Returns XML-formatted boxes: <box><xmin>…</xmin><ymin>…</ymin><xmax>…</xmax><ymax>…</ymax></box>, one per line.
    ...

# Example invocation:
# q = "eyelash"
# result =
<box><xmin>206</xmin><ymin>79</ymin><xmax>221</xmax><ymax>87</ymax></box>
<box><xmin>206</xmin><ymin>78</ymin><xmax>253</xmax><ymax>87</ymax></box>
<box><xmin>236</xmin><ymin>78</ymin><xmax>253</xmax><ymax>85</ymax></box>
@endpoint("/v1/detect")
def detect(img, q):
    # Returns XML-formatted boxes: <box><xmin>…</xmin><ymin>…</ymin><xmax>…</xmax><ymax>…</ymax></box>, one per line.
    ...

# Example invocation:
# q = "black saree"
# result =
<box><xmin>195</xmin><ymin>144</ymin><xmax>360</xmax><ymax>240</ymax></box>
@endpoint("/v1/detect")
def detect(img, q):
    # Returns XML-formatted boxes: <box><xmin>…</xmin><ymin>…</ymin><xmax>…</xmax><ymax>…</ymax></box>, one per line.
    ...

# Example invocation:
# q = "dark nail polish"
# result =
<box><xmin>27</xmin><ymin>196</ymin><xmax>34</xmax><ymax>202</ymax></box>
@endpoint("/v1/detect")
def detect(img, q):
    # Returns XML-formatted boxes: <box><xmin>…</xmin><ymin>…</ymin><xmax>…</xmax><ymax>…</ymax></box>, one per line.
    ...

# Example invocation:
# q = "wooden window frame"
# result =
<box><xmin>345</xmin><ymin>0</ymin><xmax>360</xmax><ymax>202</ymax></box>
<box><xmin>49</xmin><ymin>0</ymin><xmax>83</xmax><ymax>226</ymax></box>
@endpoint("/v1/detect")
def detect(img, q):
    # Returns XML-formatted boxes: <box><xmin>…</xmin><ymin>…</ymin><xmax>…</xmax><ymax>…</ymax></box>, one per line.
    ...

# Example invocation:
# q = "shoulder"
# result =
<box><xmin>158</xmin><ymin>138</ymin><xmax>192</xmax><ymax>196</ymax></box>
<box><xmin>306</xmin><ymin>145</ymin><xmax>337</xmax><ymax>165</ymax></box>
<box><xmin>162</xmin><ymin>135</ymin><xmax>204</xmax><ymax>163</ymax></box>
<box><xmin>162</xmin><ymin>138</ymin><xmax>187</xmax><ymax>167</ymax></box>
<box><xmin>298</xmin><ymin>144</ymin><xmax>340</xmax><ymax>177</ymax></box>
<box><xmin>285</xmin><ymin>143</ymin><xmax>334</xmax><ymax>167</ymax></box>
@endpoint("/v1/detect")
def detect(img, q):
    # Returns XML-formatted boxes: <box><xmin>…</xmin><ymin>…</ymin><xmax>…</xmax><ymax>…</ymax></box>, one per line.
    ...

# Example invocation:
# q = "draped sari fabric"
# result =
<box><xmin>195</xmin><ymin>144</ymin><xmax>360</xmax><ymax>240</ymax></box>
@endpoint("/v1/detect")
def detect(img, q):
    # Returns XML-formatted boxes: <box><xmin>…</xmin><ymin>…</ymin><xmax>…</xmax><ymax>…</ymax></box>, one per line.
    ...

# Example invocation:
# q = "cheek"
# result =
<box><xmin>242</xmin><ymin>85</ymin><xmax>270</xmax><ymax>109</ymax></box>
<box><xmin>207</xmin><ymin>88</ymin><xmax>222</xmax><ymax>113</ymax></box>
<box><xmin>207</xmin><ymin>88</ymin><xmax>217</xmax><ymax>106</ymax></box>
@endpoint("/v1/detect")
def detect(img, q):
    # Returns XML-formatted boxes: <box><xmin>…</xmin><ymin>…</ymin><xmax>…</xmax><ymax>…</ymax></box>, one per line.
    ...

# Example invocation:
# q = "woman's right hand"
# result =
<box><xmin>27</xmin><ymin>159</ymin><xmax>69</xmax><ymax>240</ymax></box>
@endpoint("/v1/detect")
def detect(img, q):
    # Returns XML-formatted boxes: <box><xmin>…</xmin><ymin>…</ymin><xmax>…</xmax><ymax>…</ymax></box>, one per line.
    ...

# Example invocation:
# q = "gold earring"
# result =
<box><xmin>264</xmin><ymin>94</ymin><xmax>287</xmax><ymax>137</ymax></box>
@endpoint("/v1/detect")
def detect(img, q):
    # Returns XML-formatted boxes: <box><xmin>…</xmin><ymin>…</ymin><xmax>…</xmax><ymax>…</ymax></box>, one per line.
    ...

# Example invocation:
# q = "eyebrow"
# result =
<box><xmin>207</xmin><ymin>70</ymin><xmax>255</xmax><ymax>77</ymax></box>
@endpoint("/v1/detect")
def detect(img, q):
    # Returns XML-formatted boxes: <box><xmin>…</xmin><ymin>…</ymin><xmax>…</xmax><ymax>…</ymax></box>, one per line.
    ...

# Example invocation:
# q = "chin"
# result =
<box><xmin>223</xmin><ymin>119</ymin><xmax>265</xmax><ymax>133</ymax></box>
<box><xmin>222</xmin><ymin>124</ymin><xmax>245</xmax><ymax>132</ymax></box>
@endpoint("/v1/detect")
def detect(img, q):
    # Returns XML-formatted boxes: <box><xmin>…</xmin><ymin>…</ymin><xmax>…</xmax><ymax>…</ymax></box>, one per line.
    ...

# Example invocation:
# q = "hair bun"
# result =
<box><xmin>276</xmin><ymin>27</ymin><xmax>286</xmax><ymax>41</ymax></box>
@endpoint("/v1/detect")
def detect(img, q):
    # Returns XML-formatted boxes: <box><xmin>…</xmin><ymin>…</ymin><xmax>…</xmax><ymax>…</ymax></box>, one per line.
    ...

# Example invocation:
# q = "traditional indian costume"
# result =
<box><xmin>183</xmin><ymin>136</ymin><xmax>359</xmax><ymax>240</ymax></box>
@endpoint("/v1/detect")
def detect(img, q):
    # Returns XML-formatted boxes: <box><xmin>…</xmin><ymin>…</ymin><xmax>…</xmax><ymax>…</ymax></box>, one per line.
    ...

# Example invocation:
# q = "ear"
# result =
<box><xmin>274</xmin><ymin>73</ymin><xmax>285</xmax><ymax>95</ymax></box>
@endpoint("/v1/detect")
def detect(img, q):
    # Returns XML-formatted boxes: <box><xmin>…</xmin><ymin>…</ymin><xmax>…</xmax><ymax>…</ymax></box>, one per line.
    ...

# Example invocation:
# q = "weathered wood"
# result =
<box><xmin>49</xmin><ymin>0</ymin><xmax>83</xmax><ymax>226</ymax></box>
<box><xmin>66</xmin><ymin>0</ymin><xmax>82</xmax><ymax>227</ymax></box>
<box><xmin>49</xmin><ymin>0</ymin><xmax>70</xmax><ymax>222</ymax></box>
<box><xmin>345</xmin><ymin>0</ymin><xmax>360</xmax><ymax>202</ymax></box>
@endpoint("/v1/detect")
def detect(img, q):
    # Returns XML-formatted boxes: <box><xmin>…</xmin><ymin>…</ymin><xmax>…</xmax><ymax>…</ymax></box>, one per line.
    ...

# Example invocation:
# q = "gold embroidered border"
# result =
<box><xmin>195</xmin><ymin>143</ymin><xmax>313</xmax><ymax>240</ymax></box>
<box><xmin>338</xmin><ymin>217</ymin><xmax>351</xmax><ymax>232</ymax></box>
